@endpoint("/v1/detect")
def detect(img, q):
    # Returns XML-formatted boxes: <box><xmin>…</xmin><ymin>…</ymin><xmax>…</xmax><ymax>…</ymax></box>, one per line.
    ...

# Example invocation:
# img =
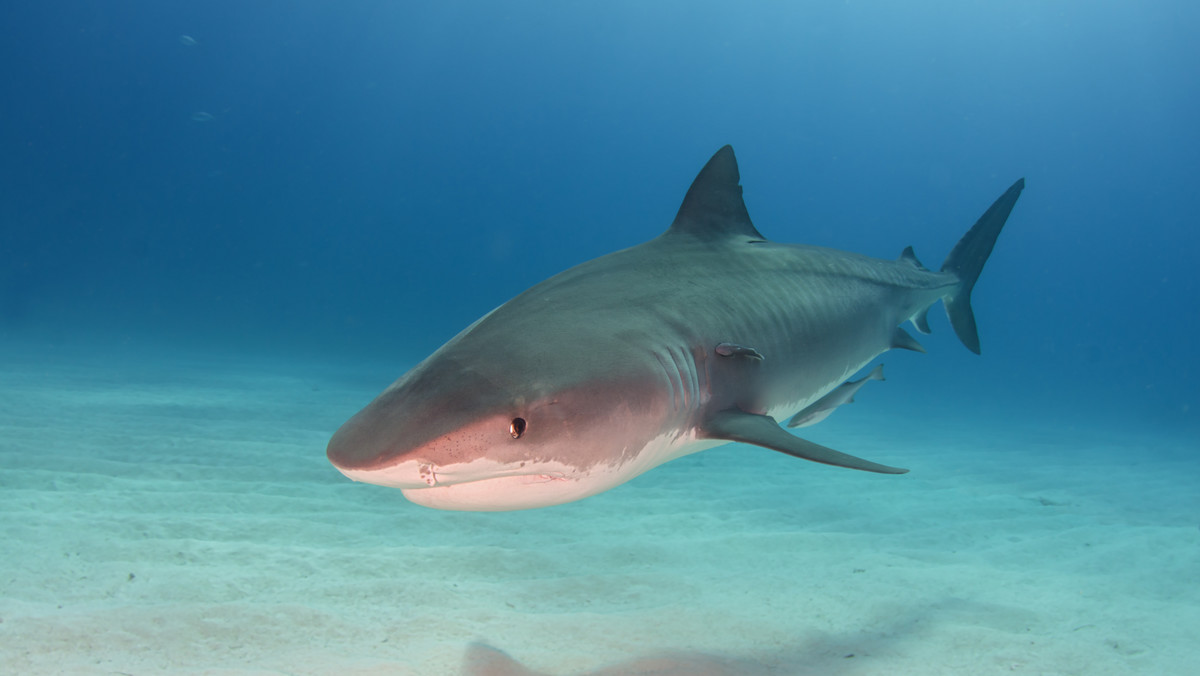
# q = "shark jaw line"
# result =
<box><xmin>401</xmin><ymin>474</ymin><xmax>605</xmax><ymax>512</ymax></box>
<box><xmin>336</xmin><ymin>431</ymin><xmax>719</xmax><ymax>511</ymax></box>
<box><xmin>333</xmin><ymin>456</ymin><xmax>563</xmax><ymax>491</ymax></box>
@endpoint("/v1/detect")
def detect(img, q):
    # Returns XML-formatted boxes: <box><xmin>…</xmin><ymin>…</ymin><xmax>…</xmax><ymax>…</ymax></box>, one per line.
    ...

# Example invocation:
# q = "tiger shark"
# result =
<box><xmin>327</xmin><ymin>146</ymin><xmax>1023</xmax><ymax>511</ymax></box>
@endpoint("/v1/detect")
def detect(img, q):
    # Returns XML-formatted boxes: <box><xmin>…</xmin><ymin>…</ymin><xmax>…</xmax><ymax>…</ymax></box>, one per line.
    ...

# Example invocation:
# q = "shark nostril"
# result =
<box><xmin>509</xmin><ymin>417</ymin><xmax>527</xmax><ymax>439</ymax></box>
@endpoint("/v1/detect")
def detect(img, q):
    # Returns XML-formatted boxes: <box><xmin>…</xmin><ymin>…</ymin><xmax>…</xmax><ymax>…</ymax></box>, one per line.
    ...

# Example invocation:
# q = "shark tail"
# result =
<box><xmin>939</xmin><ymin>178</ymin><xmax>1025</xmax><ymax>354</ymax></box>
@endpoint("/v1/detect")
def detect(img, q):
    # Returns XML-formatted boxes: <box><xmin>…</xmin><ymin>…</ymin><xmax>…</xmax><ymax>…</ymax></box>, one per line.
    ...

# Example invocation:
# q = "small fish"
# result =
<box><xmin>787</xmin><ymin>364</ymin><xmax>886</xmax><ymax>428</ymax></box>
<box><xmin>179</xmin><ymin>35</ymin><xmax>198</xmax><ymax>47</ymax></box>
<box><xmin>190</xmin><ymin>111</ymin><xmax>214</xmax><ymax>122</ymax></box>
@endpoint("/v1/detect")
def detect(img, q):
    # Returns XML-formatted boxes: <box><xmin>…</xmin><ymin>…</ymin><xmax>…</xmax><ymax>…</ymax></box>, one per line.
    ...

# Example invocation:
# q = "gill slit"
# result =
<box><xmin>653</xmin><ymin>350</ymin><xmax>682</xmax><ymax>413</ymax></box>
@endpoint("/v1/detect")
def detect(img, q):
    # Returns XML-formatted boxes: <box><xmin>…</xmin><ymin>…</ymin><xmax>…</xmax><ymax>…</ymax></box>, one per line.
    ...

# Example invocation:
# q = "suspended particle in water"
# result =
<box><xmin>190</xmin><ymin>111</ymin><xmax>214</xmax><ymax>122</ymax></box>
<box><xmin>179</xmin><ymin>35</ymin><xmax>198</xmax><ymax>47</ymax></box>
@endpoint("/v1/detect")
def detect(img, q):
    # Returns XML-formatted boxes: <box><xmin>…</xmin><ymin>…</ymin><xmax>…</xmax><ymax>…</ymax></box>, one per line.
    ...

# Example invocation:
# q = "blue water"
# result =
<box><xmin>3</xmin><ymin>0</ymin><xmax>1196</xmax><ymax>431</ymax></box>
<box><xmin>1</xmin><ymin>2</ymin><xmax>1197</xmax><ymax>674</ymax></box>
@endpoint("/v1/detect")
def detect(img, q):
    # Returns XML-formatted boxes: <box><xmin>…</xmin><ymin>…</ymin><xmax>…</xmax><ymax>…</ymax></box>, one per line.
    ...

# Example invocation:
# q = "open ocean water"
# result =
<box><xmin>1</xmin><ymin>2</ymin><xmax>1197</xmax><ymax>675</ymax></box>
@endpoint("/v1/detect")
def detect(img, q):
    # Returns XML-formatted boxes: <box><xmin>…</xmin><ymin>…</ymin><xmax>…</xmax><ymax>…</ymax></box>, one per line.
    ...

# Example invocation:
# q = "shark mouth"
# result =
<box><xmin>399</xmin><ymin>474</ymin><xmax>599</xmax><ymax>511</ymax></box>
<box><xmin>333</xmin><ymin>457</ymin><xmax>608</xmax><ymax>511</ymax></box>
<box><xmin>333</xmin><ymin>432</ymin><xmax>714</xmax><ymax>511</ymax></box>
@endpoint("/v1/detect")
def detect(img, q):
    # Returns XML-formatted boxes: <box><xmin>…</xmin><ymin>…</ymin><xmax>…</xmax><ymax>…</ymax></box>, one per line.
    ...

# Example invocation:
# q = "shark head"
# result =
<box><xmin>326</xmin><ymin>319</ymin><xmax>689</xmax><ymax>511</ymax></box>
<box><xmin>326</xmin><ymin>147</ymin><xmax>760</xmax><ymax>512</ymax></box>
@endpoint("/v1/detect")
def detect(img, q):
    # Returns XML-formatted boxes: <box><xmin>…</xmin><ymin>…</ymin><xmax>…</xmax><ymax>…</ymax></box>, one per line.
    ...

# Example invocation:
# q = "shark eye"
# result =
<box><xmin>509</xmin><ymin>417</ymin><xmax>527</xmax><ymax>439</ymax></box>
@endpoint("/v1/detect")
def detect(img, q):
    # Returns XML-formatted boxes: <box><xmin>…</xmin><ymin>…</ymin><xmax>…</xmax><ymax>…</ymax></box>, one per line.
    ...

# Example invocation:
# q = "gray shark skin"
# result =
<box><xmin>327</xmin><ymin>146</ymin><xmax>1024</xmax><ymax>511</ymax></box>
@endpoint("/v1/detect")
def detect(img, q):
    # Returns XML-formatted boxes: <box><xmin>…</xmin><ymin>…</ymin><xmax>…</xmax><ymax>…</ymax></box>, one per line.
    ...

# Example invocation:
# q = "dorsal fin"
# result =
<box><xmin>665</xmin><ymin>145</ymin><xmax>767</xmax><ymax>241</ymax></box>
<box><xmin>898</xmin><ymin>245</ymin><xmax>929</xmax><ymax>270</ymax></box>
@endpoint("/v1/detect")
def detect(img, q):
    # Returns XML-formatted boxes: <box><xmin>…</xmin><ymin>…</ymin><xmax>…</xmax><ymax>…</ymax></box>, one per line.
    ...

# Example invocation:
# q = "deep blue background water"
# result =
<box><xmin>1</xmin><ymin>1</ymin><xmax>1196</xmax><ymax>436</ymax></box>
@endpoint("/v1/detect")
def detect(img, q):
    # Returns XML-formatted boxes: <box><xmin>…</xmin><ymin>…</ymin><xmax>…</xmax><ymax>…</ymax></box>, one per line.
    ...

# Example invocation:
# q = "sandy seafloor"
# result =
<box><xmin>1</xmin><ymin>335</ymin><xmax>1197</xmax><ymax>676</ymax></box>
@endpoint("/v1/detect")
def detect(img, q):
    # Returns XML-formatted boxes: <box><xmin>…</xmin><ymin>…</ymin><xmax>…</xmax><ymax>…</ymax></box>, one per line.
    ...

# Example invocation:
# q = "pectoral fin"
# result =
<box><xmin>703</xmin><ymin>409</ymin><xmax>908</xmax><ymax>474</ymax></box>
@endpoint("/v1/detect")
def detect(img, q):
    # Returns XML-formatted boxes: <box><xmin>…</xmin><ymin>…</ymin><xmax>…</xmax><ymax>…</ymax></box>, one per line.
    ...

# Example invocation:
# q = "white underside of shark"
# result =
<box><xmin>340</xmin><ymin>432</ymin><xmax>722</xmax><ymax>511</ymax></box>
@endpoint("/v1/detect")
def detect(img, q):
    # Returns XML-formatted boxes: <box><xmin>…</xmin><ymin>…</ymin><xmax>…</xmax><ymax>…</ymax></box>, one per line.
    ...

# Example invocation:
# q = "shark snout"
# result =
<box><xmin>325</xmin><ymin>392</ymin><xmax>512</xmax><ymax>490</ymax></box>
<box><xmin>326</xmin><ymin>423</ymin><xmax>523</xmax><ymax>492</ymax></box>
<box><xmin>325</xmin><ymin>398</ymin><xmax>416</xmax><ymax>470</ymax></box>
<box><xmin>326</xmin><ymin>420</ymin><xmax>435</xmax><ymax>489</ymax></box>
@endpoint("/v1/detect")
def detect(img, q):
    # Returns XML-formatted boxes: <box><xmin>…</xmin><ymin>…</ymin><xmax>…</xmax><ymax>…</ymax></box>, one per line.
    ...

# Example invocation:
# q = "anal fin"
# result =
<box><xmin>703</xmin><ymin>409</ymin><xmax>908</xmax><ymax>474</ymax></box>
<box><xmin>911</xmin><ymin>306</ymin><xmax>932</xmax><ymax>334</ymax></box>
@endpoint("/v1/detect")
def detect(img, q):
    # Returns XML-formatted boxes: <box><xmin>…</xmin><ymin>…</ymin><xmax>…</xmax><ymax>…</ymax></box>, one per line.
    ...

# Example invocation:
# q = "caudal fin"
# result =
<box><xmin>940</xmin><ymin>178</ymin><xmax>1025</xmax><ymax>354</ymax></box>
